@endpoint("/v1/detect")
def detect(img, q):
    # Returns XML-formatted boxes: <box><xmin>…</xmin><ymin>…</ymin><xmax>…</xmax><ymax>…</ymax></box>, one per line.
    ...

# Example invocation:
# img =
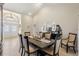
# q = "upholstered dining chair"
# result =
<box><xmin>61</xmin><ymin>33</ymin><xmax>77</xmax><ymax>53</ymax></box>
<box><xmin>44</xmin><ymin>32</ymin><xmax>51</xmax><ymax>40</ymax></box>
<box><xmin>24</xmin><ymin>32</ymin><xmax>30</xmax><ymax>36</ymax></box>
<box><xmin>42</xmin><ymin>36</ymin><xmax>61</xmax><ymax>56</ymax></box>
<box><xmin>39</xmin><ymin>32</ymin><xmax>43</xmax><ymax>38</ymax></box>
<box><xmin>24</xmin><ymin>36</ymin><xmax>38</xmax><ymax>56</ymax></box>
<box><xmin>18</xmin><ymin>34</ymin><xmax>24</xmax><ymax>56</ymax></box>
<box><xmin>0</xmin><ymin>42</ymin><xmax>2</xmax><ymax>56</ymax></box>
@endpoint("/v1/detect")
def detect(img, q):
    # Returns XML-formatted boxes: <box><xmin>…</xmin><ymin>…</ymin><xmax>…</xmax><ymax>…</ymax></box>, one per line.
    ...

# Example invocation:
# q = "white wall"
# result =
<box><xmin>33</xmin><ymin>6</ymin><xmax>78</xmax><ymax>38</ymax></box>
<box><xmin>78</xmin><ymin>16</ymin><xmax>79</xmax><ymax>55</ymax></box>
<box><xmin>21</xmin><ymin>5</ymin><xmax>78</xmax><ymax>38</ymax></box>
<box><xmin>21</xmin><ymin>15</ymin><xmax>32</xmax><ymax>34</ymax></box>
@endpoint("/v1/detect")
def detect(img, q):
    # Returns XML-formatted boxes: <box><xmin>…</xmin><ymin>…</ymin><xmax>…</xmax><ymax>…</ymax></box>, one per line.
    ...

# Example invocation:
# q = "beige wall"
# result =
<box><xmin>21</xmin><ymin>15</ymin><xmax>32</xmax><ymax>34</ymax></box>
<box><xmin>21</xmin><ymin>6</ymin><xmax>78</xmax><ymax>38</ymax></box>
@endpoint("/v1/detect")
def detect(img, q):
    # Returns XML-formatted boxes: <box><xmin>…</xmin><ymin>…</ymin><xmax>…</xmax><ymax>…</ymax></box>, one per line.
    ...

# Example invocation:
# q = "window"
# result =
<box><xmin>2</xmin><ymin>10</ymin><xmax>21</xmax><ymax>37</ymax></box>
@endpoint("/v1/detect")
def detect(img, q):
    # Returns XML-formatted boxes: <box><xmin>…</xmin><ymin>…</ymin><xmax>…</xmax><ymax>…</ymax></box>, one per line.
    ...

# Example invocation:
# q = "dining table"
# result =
<box><xmin>28</xmin><ymin>36</ymin><xmax>55</xmax><ymax>55</ymax></box>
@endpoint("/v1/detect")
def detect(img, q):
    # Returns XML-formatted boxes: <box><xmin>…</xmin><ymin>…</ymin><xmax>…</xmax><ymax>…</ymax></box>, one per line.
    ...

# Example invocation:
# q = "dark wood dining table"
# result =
<box><xmin>29</xmin><ymin>37</ymin><xmax>55</xmax><ymax>48</ymax></box>
<box><xmin>28</xmin><ymin>36</ymin><xmax>55</xmax><ymax>55</ymax></box>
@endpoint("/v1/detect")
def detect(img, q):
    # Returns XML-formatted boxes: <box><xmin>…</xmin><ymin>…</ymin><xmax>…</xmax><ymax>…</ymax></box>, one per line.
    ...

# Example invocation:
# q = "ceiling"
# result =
<box><xmin>3</xmin><ymin>3</ymin><xmax>44</xmax><ymax>15</ymax></box>
<box><xmin>3</xmin><ymin>3</ymin><xmax>79</xmax><ymax>15</ymax></box>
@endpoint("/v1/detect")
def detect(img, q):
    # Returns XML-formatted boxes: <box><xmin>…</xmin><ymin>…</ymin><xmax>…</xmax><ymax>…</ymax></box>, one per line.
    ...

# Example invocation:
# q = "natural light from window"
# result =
<box><xmin>1</xmin><ymin>10</ymin><xmax>21</xmax><ymax>38</ymax></box>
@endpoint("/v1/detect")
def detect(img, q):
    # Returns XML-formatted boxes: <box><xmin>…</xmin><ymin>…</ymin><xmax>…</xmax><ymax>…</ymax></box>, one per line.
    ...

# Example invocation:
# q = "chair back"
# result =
<box><xmin>53</xmin><ymin>36</ymin><xmax>61</xmax><ymax>55</ymax></box>
<box><xmin>24</xmin><ymin>36</ymin><xmax>29</xmax><ymax>53</ymax></box>
<box><xmin>44</xmin><ymin>32</ymin><xmax>51</xmax><ymax>40</ymax></box>
<box><xmin>24</xmin><ymin>32</ymin><xmax>30</xmax><ymax>36</ymax></box>
<box><xmin>39</xmin><ymin>32</ymin><xmax>43</xmax><ymax>38</ymax></box>
<box><xmin>68</xmin><ymin>33</ymin><xmax>77</xmax><ymax>42</ymax></box>
<box><xmin>18</xmin><ymin>34</ymin><xmax>24</xmax><ymax>48</ymax></box>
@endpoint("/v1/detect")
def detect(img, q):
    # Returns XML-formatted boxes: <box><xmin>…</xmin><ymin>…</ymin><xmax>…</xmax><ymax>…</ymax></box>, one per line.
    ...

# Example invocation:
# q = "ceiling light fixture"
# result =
<box><xmin>28</xmin><ymin>12</ymin><xmax>32</xmax><ymax>16</ymax></box>
<box><xmin>34</xmin><ymin>3</ymin><xmax>43</xmax><ymax>8</ymax></box>
<box><xmin>28</xmin><ymin>3</ymin><xmax>43</xmax><ymax>16</ymax></box>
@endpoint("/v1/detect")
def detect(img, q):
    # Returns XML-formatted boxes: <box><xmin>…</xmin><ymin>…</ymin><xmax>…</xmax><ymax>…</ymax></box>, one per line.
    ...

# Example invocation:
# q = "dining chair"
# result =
<box><xmin>42</xmin><ymin>36</ymin><xmax>61</xmax><ymax>56</ymax></box>
<box><xmin>18</xmin><ymin>34</ymin><xmax>24</xmax><ymax>56</ymax></box>
<box><xmin>24</xmin><ymin>36</ymin><xmax>38</xmax><ymax>56</ymax></box>
<box><xmin>0</xmin><ymin>43</ymin><xmax>2</xmax><ymax>56</ymax></box>
<box><xmin>39</xmin><ymin>32</ymin><xmax>43</xmax><ymax>38</ymax></box>
<box><xmin>24</xmin><ymin>32</ymin><xmax>30</xmax><ymax>36</ymax></box>
<box><xmin>44</xmin><ymin>32</ymin><xmax>51</xmax><ymax>40</ymax></box>
<box><xmin>61</xmin><ymin>33</ymin><xmax>77</xmax><ymax>53</ymax></box>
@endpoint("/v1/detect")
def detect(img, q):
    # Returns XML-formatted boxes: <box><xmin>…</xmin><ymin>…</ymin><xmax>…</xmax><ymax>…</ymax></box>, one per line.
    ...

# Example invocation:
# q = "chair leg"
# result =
<box><xmin>23</xmin><ymin>50</ymin><xmax>25</xmax><ymax>56</ymax></box>
<box><xmin>66</xmin><ymin>45</ymin><xmax>68</xmax><ymax>53</ymax></box>
<box><xmin>57</xmin><ymin>53</ymin><xmax>59</xmax><ymax>56</ymax></box>
<box><xmin>73</xmin><ymin>47</ymin><xmax>76</xmax><ymax>53</ymax></box>
<box><xmin>37</xmin><ymin>50</ymin><xmax>39</xmax><ymax>56</ymax></box>
<box><xmin>61</xmin><ymin>40</ymin><xmax>63</xmax><ymax>48</ymax></box>
<box><xmin>56</xmin><ymin>51</ymin><xmax>59</xmax><ymax>56</ymax></box>
<box><xmin>37</xmin><ymin>50</ymin><xmax>41</xmax><ymax>56</ymax></box>
<box><xmin>28</xmin><ymin>53</ymin><xmax>30</xmax><ymax>56</ymax></box>
<box><xmin>19</xmin><ymin>47</ymin><xmax>21</xmax><ymax>52</ymax></box>
<box><xmin>61</xmin><ymin>44</ymin><xmax>62</xmax><ymax>48</ymax></box>
<box><xmin>21</xmin><ymin>48</ymin><xmax>23</xmax><ymax>56</ymax></box>
<box><xmin>58</xmin><ymin>51</ymin><xmax>59</xmax><ymax>56</ymax></box>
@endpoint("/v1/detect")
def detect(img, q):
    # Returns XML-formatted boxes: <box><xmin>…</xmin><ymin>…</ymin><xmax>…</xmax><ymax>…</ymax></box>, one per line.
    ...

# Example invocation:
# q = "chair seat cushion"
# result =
<box><xmin>68</xmin><ymin>42</ymin><xmax>74</xmax><ymax>46</ymax></box>
<box><xmin>25</xmin><ymin>45</ymin><xmax>38</xmax><ymax>53</ymax></box>
<box><xmin>42</xmin><ymin>47</ymin><xmax>54</xmax><ymax>55</ymax></box>
<box><xmin>62</xmin><ymin>39</ymin><xmax>74</xmax><ymax>46</ymax></box>
<box><xmin>45</xmin><ymin>33</ymin><xmax>51</xmax><ymax>40</ymax></box>
<box><xmin>62</xmin><ymin>39</ymin><xmax>68</xmax><ymax>45</ymax></box>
